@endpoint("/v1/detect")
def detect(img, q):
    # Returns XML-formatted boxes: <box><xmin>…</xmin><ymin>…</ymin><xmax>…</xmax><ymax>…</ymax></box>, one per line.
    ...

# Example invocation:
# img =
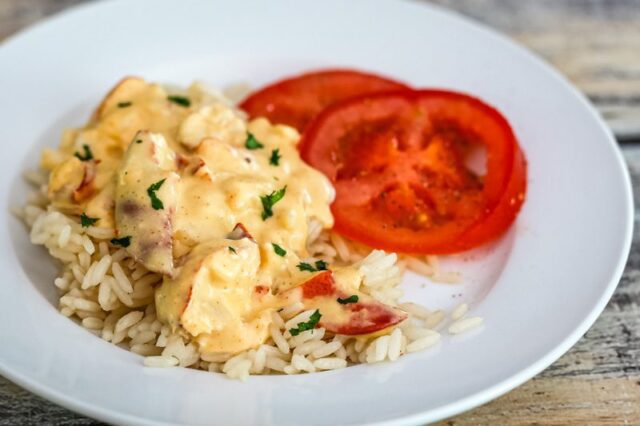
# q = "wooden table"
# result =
<box><xmin>1</xmin><ymin>1</ymin><xmax>638</xmax><ymax>424</ymax></box>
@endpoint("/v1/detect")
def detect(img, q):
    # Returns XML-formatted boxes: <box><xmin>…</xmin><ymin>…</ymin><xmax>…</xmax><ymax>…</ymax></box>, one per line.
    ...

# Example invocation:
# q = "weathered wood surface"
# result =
<box><xmin>428</xmin><ymin>0</ymin><xmax>640</xmax><ymax>141</ymax></box>
<box><xmin>0</xmin><ymin>1</ymin><xmax>639</xmax><ymax>424</ymax></box>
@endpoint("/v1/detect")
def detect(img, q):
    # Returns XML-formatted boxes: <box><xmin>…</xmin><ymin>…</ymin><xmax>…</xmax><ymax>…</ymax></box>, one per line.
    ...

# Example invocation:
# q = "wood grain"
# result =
<box><xmin>439</xmin><ymin>378</ymin><xmax>640</xmax><ymax>425</ymax></box>
<box><xmin>0</xmin><ymin>1</ymin><xmax>638</xmax><ymax>424</ymax></box>
<box><xmin>426</xmin><ymin>0</ymin><xmax>640</xmax><ymax>140</ymax></box>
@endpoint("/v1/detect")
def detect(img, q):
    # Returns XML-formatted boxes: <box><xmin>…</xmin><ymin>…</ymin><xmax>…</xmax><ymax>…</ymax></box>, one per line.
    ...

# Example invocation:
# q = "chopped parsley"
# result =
<box><xmin>289</xmin><ymin>310</ymin><xmax>322</xmax><ymax>336</ymax></box>
<box><xmin>228</xmin><ymin>246</ymin><xmax>237</xmax><ymax>254</ymax></box>
<box><xmin>297</xmin><ymin>260</ymin><xmax>329</xmax><ymax>272</ymax></box>
<box><xmin>269</xmin><ymin>148</ymin><xmax>281</xmax><ymax>166</ymax></box>
<box><xmin>297</xmin><ymin>262</ymin><xmax>316</xmax><ymax>272</ymax></box>
<box><xmin>110</xmin><ymin>236</ymin><xmax>131</xmax><ymax>247</ymax></box>
<box><xmin>260</xmin><ymin>186</ymin><xmax>286</xmax><ymax>220</ymax></box>
<box><xmin>245</xmin><ymin>133</ymin><xmax>264</xmax><ymax>150</ymax></box>
<box><xmin>337</xmin><ymin>295</ymin><xmax>359</xmax><ymax>305</ymax></box>
<box><xmin>272</xmin><ymin>243</ymin><xmax>286</xmax><ymax>257</ymax></box>
<box><xmin>117</xmin><ymin>101</ymin><xmax>132</xmax><ymax>108</ymax></box>
<box><xmin>167</xmin><ymin>95</ymin><xmax>191</xmax><ymax>107</ymax></box>
<box><xmin>135</xmin><ymin>139</ymin><xmax>143</xmax><ymax>144</ymax></box>
<box><xmin>146</xmin><ymin>179</ymin><xmax>166</xmax><ymax>210</ymax></box>
<box><xmin>80</xmin><ymin>213</ymin><xmax>99</xmax><ymax>228</ymax></box>
<box><xmin>315</xmin><ymin>260</ymin><xmax>328</xmax><ymax>271</ymax></box>
<box><xmin>74</xmin><ymin>144</ymin><xmax>93</xmax><ymax>161</ymax></box>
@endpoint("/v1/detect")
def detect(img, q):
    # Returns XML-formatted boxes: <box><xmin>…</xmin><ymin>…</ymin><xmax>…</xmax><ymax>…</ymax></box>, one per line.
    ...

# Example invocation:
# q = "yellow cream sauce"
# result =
<box><xmin>42</xmin><ymin>78</ymin><xmax>343</xmax><ymax>353</ymax></box>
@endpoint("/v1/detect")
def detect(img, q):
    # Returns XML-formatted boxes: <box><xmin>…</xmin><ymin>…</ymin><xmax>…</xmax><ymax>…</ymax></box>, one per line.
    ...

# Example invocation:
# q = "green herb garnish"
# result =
<box><xmin>135</xmin><ymin>139</ymin><xmax>142</xmax><ymax>144</ymax></box>
<box><xmin>245</xmin><ymin>133</ymin><xmax>264</xmax><ymax>150</ymax></box>
<box><xmin>289</xmin><ymin>310</ymin><xmax>322</xmax><ymax>336</ymax></box>
<box><xmin>110</xmin><ymin>236</ymin><xmax>131</xmax><ymax>247</ymax></box>
<box><xmin>80</xmin><ymin>213</ymin><xmax>99</xmax><ymax>228</ymax></box>
<box><xmin>147</xmin><ymin>179</ymin><xmax>166</xmax><ymax>210</ymax></box>
<box><xmin>297</xmin><ymin>260</ymin><xmax>329</xmax><ymax>272</ymax></box>
<box><xmin>228</xmin><ymin>246</ymin><xmax>237</xmax><ymax>254</ymax></box>
<box><xmin>315</xmin><ymin>260</ymin><xmax>328</xmax><ymax>271</ymax></box>
<box><xmin>297</xmin><ymin>262</ymin><xmax>316</xmax><ymax>272</ymax></box>
<box><xmin>117</xmin><ymin>101</ymin><xmax>132</xmax><ymax>108</ymax></box>
<box><xmin>337</xmin><ymin>295</ymin><xmax>359</xmax><ymax>305</ymax></box>
<box><xmin>74</xmin><ymin>144</ymin><xmax>93</xmax><ymax>161</ymax></box>
<box><xmin>272</xmin><ymin>243</ymin><xmax>286</xmax><ymax>257</ymax></box>
<box><xmin>269</xmin><ymin>148</ymin><xmax>281</xmax><ymax>166</ymax></box>
<box><xmin>260</xmin><ymin>186</ymin><xmax>286</xmax><ymax>220</ymax></box>
<box><xmin>167</xmin><ymin>95</ymin><xmax>191</xmax><ymax>107</ymax></box>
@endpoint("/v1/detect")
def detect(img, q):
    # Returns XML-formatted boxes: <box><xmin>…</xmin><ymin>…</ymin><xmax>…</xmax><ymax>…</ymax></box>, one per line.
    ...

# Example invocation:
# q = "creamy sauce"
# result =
<box><xmin>155</xmin><ymin>238</ymin><xmax>274</xmax><ymax>353</ymax></box>
<box><xmin>43</xmin><ymin>78</ymin><xmax>341</xmax><ymax>353</ymax></box>
<box><xmin>173</xmin><ymin>117</ymin><xmax>333</xmax><ymax>258</ymax></box>
<box><xmin>115</xmin><ymin>131</ymin><xmax>179</xmax><ymax>276</ymax></box>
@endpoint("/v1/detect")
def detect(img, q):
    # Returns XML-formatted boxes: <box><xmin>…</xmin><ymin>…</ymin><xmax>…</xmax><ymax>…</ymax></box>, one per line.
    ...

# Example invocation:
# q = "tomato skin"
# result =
<box><xmin>439</xmin><ymin>144</ymin><xmax>527</xmax><ymax>253</ymax></box>
<box><xmin>300</xmin><ymin>89</ymin><xmax>527</xmax><ymax>254</ymax></box>
<box><xmin>239</xmin><ymin>69</ymin><xmax>409</xmax><ymax>132</ymax></box>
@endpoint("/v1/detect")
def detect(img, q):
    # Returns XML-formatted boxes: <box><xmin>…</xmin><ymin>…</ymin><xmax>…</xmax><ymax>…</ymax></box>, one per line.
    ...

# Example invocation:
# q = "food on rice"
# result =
<box><xmin>19</xmin><ymin>77</ymin><xmax>482</xmax><ymax>380</ymax></box>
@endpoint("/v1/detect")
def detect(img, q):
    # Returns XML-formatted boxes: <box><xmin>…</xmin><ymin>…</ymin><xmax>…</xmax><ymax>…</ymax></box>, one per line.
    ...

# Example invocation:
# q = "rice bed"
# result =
<box><xmin>19</xmin><ymin>175</ymin><xmax>482</xmax><ymax>380</ymax></box>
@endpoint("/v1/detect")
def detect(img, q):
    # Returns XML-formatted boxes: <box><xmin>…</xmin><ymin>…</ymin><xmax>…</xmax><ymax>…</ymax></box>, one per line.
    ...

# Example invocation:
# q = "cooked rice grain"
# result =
<box><xmin>406</xmin><ymin>334</ymin><xmax>441</xmax><ymax>353</ymax></box>
<box><xmin>448</xmin><ymin>317</ymin><xmax>484</xmax><ymax>334</ymax></box>
<box><xmin>144</xmin><ymin>355</ymin><xmax>179</xmax><ymax>368</ymax></box>
<box><xmin>314</xmin><ymin>357</ymin><xmax>347</xmax><ymax>370</ymax></box>
<box><xmin>451</xmin><ymin>303</ymin><xmax>469</xmax><ymax>320</ymax></box>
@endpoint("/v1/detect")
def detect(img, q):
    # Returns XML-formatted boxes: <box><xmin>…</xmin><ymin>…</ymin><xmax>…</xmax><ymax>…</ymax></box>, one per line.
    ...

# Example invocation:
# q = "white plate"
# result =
<box><xmin>0</xmin><ymin>0</ymin><xmax>633</xmax><ymax>424</ymax></box>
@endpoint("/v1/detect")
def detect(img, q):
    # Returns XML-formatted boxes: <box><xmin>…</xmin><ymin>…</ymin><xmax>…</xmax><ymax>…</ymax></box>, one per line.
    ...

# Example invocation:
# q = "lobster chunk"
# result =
<box><xmin>114</xmin><ymin>131</ymin><xmax>179</xmax><ymax>276</ymax></box>
<box><xmin>281</xmin><ymin>270</ymin><xmax>407</xmax><ymax>336</ymax></box>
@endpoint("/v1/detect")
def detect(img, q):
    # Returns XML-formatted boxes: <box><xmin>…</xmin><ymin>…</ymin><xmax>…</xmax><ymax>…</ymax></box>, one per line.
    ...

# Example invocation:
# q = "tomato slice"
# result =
<box><xmin>300</xmin><ymin>90</ymin><xmax>527</xmax><ymax>254</ymax></box>
<box><xmin>239</xmin><ymin>69</ymin><xmax>409</xmax><ymax>132</ymax></box>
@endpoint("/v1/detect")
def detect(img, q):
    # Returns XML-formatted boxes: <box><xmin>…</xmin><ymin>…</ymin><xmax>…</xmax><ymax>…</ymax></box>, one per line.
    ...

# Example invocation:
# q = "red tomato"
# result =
<box><xmin>300</xmin><ymin>90</ymin><xmax>527</xmax><ymax>254</ymax></box>
<box><xmin>239</xmin><ymin>69</ymin><xmax>409</xmax><ymax>132</ymax></box>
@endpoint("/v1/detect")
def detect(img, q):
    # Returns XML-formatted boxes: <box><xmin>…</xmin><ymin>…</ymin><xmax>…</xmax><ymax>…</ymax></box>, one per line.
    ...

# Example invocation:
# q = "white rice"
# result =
<box><xmin>265</xmin><ymin>356</ymin><xmax>288</xmax><ymax>372</ymax></box>
<box><xmin>107</xmin><ymin>275</ymin><xmax>134</xmax><ymax>306</ymax></box>
<box><xmin>21</xmin><ymin>173</ymin><xmax>484</xmax><ymax>380</ymax></box>
<box><xmin>270</xmin><ymin>324</ymin><xmax>290</xmax><ymax>355</ymax></box>
<box><xmin>366</xmin><ymin>335</ymin><xmax>391</xmax><ymax>363</ymax></box>
<box><xmin>284</xmin><ymin>309</ymin><xmax>315</xmax><ymax>331</ymax></box>
<box><xmin>451</xmin><ymin>303</ymin><xmax>469</xmax><ymax>320</ymax></box>
<box><xmin>279</xmin><ymin>302</ymin><xmax>305</xmax><ymax>320</ymax></box>
<box><xmin>387</xmin><ymin>328</ymin><xmax>403</xmax><ymax>361</ymax></box>
<box><xmin>330</xmin><ymin>232</ymin><xmax>351</xmax><ymax>262</ymax></box>
<box><xmin>406</xmin><ymin>333</ymin><xmax>441</xmax><ymax>353</ymax></box>
<box><xmin>112</xmin><ymin>262</ymin><xmax>133</xmax><ymax>293</ymax></box>
<box><xmin>399</xmin><ymin>302</ymin><xmax>431</xmax><ymax>319</ymax></box>
<box><xmin>425</xmin><ymin>310</ymin><xmax>446</xmax><ymax>329</ymax></box>
<box><xmin>448</xmin><ymin>317</ymin><xmax>484</xmax><ymax>334</ymax></box>
<box><xmin>144</xmin><ymin>355</ymin><xmax>179</xmax><ymax>368</ymax></box>
<box><xmin>81</xmin><ymin>317</ymin><xmax>104</xmax><ymax>330</ymax></box>
<box><xmin>115</xmin><ymin>311</ymin><xmax>144</xmax><ymax>333</ymax></box>
<box><xmin>314</xmin><ymin>357</ymin><xmax>347</xmax><ymax>370</ymax></box>
<box><xmin>310</xmin><ymin>341</ymin><xmax>342</xmax><ymax>359</ymax></box>
<box><xmin>292</xmin><ymin>354</ymin><xmax>315</xmax><ymax>373</ymax></box>
<box><xmin>58</xmin><ymin>225</ymin><xmax>71</xmax><ymax>247</ymax></box>
<box><xmin>270</xmin><ymin>310</ymin><xmax>285</xmax><ymax>329</ymax></box>
<box><xmin>404</xmin><ymin>257</ymin><xmax>435</xmax><ymax>276</ymax></box>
